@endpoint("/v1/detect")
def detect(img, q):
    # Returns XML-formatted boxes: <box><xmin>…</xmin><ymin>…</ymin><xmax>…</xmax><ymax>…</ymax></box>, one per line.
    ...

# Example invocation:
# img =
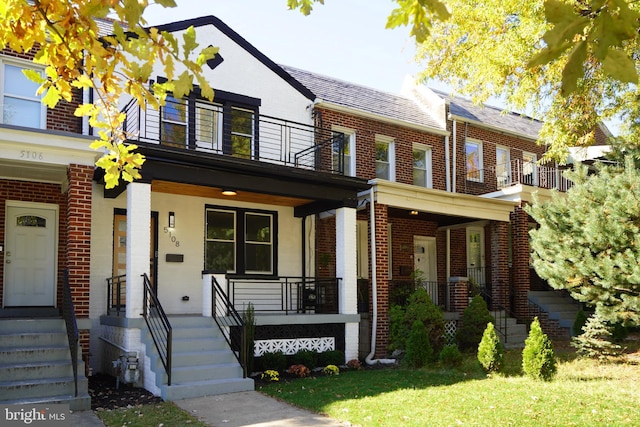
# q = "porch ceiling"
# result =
<box><xmin>369</xmin><ymin>179</ymin><xmax>516</xmax><ymax>223</ymax></box>
<box><xmin>152</xmin><ymin>180</ymin><xmax>313</xmax><ymax>207</ymax></box>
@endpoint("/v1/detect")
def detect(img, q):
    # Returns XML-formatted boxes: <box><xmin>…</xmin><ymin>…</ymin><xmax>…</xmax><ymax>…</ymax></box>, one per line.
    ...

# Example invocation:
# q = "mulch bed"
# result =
<box><xmin>89</xmin><ymin>373</ymin><xmax>163</xmax><ymax>410</ymax></box>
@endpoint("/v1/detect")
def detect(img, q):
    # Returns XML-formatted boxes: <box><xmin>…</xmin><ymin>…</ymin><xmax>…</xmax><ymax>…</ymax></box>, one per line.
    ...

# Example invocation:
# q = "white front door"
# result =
<box><xmin>414</xmin><ymin>236</ymin><xmax>437</xmax><ymax>302</ymax></box>
<box><xmin>4</xmin><ymin>204</ymin><xmax>57</xmax><ymax>307</ymax></box>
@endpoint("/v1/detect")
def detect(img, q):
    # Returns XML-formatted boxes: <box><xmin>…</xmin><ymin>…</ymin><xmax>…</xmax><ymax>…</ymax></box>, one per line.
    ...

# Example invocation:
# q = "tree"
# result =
<box><xmin>477</xmin><ymin>322</ymin><xmax>504</xmax><ymax>373</ymax></box>
<box><xmin>291</xmin><ymin>0</ymin><xmax>640</xmax><ymax>162</ymax></box>
<box><xmin>527</xmin><ymin>159</ymin><xmax>640</xmax><ymax>326</ymax></box>
<box><xmin>0</xmin><ymin>0</ymin><xmax>217</xmax><ymax>188</ymax></box>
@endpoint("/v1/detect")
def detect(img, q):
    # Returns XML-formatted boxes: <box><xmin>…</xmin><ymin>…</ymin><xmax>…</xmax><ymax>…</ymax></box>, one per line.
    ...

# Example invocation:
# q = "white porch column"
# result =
<box><xmin>336</xmin><ymin>206</ymin><xmax>359</xmax><ymax>361</ymax></box>
<box><xmin>126</xmin><ymin>182</ymin><xmax>151</xmax><ymax>319</ymax></box>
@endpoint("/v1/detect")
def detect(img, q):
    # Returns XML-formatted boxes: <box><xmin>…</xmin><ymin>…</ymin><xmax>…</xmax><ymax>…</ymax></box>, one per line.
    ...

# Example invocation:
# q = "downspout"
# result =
<box><xmin>452</xmin><ymin>119</ymin><xmax>457</xmax><ymax>193</ymax></box>
<box><xmin>365</xmin><ymin>187</ymin><xmax>396</xmax><ymax>365</ymax></box>
<box><xmin>444</xmin><ymin>135</ymin><xmax>451</xmax><ymax>192</ymax></box>
<box><xmin>302</xmin><ymin>216</ymin><xmax>306</xmax><ymax>280</ymax></box>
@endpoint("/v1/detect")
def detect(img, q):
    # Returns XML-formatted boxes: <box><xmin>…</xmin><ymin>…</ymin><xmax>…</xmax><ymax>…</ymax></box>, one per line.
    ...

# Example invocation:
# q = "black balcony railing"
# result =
<box><xmin>226</xmin><ymin>276</ymin><xmax>340</xmax><ymax>314</ymax></box>
<box><xmin>122</xmin><ymin>99</ymin><xmax>345</xmax><ymax>175</ymax></box>
<box><xmin>106</xmin><ymin>274</ymin><xmax>126</xmax><ymax>316</ymax></box>
<box><xmin>464</xmin><ymin>159</ymin><xmax>573</xmax><ymax>194</ymax></box>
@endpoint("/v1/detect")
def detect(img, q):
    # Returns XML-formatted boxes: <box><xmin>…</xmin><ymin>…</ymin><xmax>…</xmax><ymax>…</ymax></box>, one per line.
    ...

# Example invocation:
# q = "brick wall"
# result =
<box><xmin>372</xmin><ymin>203</ymin><xmax>390</xmax><ymax>356</ymax></box>
<box><xmin>316</xmin><ymin>216</ymin><xmax>336</xmax><ymax>277</ymax></box>
<box><xmin>511</xmin><ymin>204</ymin><xmax>531</xmax><ymax>320</ymax></box>
<box><xmin>490</xmin><ymin>220</ymin><xmax>510</xmax><ymax>310</ymax></box>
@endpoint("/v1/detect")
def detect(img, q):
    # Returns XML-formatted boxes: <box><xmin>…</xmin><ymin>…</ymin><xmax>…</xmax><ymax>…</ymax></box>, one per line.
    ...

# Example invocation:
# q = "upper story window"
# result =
<box><xmin>522</xmin><ymin>151</ymin><xmax>538</xmax><ymax>186</ymax></box>
<box><xmin>496</xmin><ymin>145</ymin><xmax>511</xmax><ymax>188</ymax></box>
<box><xmin>159</xmin><ymin>88</ymin><xmax>259</xmax><ymax>158</ymax></box>
<box><xmin>465</xmin><ymin>139</ymin><xmax>483</xmax><ymax>182</ymax></box>
<box><xmin>375</xmin><ymin>135</ymin><xmax>395</xmax><ymax>181</ymax></box>
<box><xmin>332</xmin><ymin>126</ymin><xmax>356</xmax><ymax>176</ymax></box>
<box><xmin>413</xmin><ymin>144</ymin><xmax>433</xmax><ymax>188</ymax></box>
<box><xmin>1</xmin><ymin>60</ymin><xmax>45</xmax><ymax>129</ymax></box>
<box><xmin>205</xmin><ymin>206</ymin><xmax>277</xmax><ymax>275</ymax></box>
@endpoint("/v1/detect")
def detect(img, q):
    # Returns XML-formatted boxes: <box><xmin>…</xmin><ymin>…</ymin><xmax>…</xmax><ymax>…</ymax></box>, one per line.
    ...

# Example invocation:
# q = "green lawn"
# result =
<box><xmin>258</xmin><ymin>348</ymin><xmax>640</xmax><ymax>427</ymax></box>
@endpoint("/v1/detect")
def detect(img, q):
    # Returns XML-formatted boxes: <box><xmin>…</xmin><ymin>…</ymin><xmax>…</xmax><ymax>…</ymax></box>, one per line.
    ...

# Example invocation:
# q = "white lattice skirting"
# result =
<box><xmin>444</xmin><ymin>320</ymin><xmax>457</xmax><ymax>344</ymax></box>
<box><xmin>254</xmin><ymin>337</ymin><xmax>335</xmax><ymax>356</ymax></box>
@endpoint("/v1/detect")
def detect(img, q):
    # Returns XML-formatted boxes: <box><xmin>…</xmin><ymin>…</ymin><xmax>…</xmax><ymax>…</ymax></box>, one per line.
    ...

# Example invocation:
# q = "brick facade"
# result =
<box><xmin>511</xmin><ymin>204</ymin><xmax>531</xmax><ymax>319</ymax></box>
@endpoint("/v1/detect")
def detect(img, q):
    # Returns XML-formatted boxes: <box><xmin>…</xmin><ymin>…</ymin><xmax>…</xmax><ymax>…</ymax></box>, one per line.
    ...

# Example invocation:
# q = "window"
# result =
<box><xmin>522</xmin><ymin>151</ymin><xmax>537</xmax><ymax>186</ymax></box>
<box><xmin>332</xmin><ymin>126</ymin><xmax>356</xmax><ymax>176</ymax></box>
<box><xmin>205</xmin><ymin>207</ymin><xmax>277</xmax><ymax>275</ymax></box>
<box><xmin>375</xmin><ymin>135</ymin><xmax>395</xmax><ymax>181</ymax></box>
<box><xmin>413</xmin><ymin>145</ymin><xmax>433</xmax><ymax>188</ymax></box>
<box><xmin>465</xmin><ymin>139</ymin><xmax>483</xmax><ymax>182</ymax></box>
<box><xmin>496</xmin><ymin>146</ymin><xmax>511</xmax><ymax>188</ymax></box>
<box><xmin>2</xmin><ymin>61</ymin><xmax>45</xmax><ymax>128</ymax></box>
<box><xmin>229</xmin><ymin>107</ymin><xmax>254</xmax><ymax>158</ymax></box>
<box><xmin>161</xmin><ymin>96</ymin><xmax>187</xmax><ymax>147</ymax></box>
<box><xmin>195</xmin><ymin>102</ymin><xmax>223</xmax><ymax>151</ymax></box>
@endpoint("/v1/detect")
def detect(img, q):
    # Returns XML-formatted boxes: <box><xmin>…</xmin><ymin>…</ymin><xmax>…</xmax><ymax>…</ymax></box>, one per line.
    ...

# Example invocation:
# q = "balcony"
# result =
<box><xmin>463</xmin><ymin>159</ymin><xmax>573</xmax><ymax>195</ymax></box>
<box><xmin>121</xmin><ymin>98</ymin><xmax>345</xmax><ymax>175</ymax></box>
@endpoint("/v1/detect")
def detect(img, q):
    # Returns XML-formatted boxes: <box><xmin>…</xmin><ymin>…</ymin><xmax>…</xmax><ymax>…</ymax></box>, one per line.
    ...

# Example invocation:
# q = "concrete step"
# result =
<box><xmin>0</xmin><ymin>393</ymin><xmax>91</xmax><ymax>411</ymax></box>
<box><xmin>0</xmin><ymin>360</ymin><xmax>85</xmax><ymax>381</ymax></box>
<box><xmin>161</xmin><ymin>377</ymin><xmax>254</xmax><ymax>401</ymax></box>
<box><xmin>0</xmin><ymin>346</ymin><xmax>71</xmax><ymax>364</ymax></box>
<box><xmin>0</xmin><ymin>318</ymin><xmax>66</xmax><ymax>334</ymax></box>
<box><xmin>0</xmin><ymin>332</ymin><xmax>68</xmax><ymax>349</ymax></box>
<box><xmin>0</xmin><ymin>376</ymin><xmax>88</xmax><ymax>401</ymax></box>
<box><xmin>163</xmin><ymin>362</ymin><xmax>244</xmax><ymax>384</ymax></box>
<box><xmin>169</xmin><ymin>349</ymin><xmax>237</xmax><ymax>368</ymax></box>
<box><xmin>171</xmin><ymin>336</ymin><xmax>228</xmax><ymax>352</ymax></box>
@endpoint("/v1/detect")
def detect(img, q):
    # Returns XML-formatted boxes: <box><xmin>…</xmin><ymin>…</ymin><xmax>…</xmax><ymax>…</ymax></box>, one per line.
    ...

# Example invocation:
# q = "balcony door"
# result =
<box><xmin>466</xmin><ymin>227</ymin><xmax>486</xmax><ymax>290</ymax></box>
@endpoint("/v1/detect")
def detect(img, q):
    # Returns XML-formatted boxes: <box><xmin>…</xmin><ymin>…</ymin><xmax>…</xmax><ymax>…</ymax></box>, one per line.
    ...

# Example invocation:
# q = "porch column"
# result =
<box><xmin>336</xmin><ymin>206</ymin><xmax>358</xmax><ymax>360</ymax></box>
<box><xmin>125</xmin><ymin>182</ymin><xmax>151</xmax><ymax>319</ymax></box>
<box><xmin>511</xmin><ymin>204</ymin><xmax>530</xmax><ymax>320</ymax></box>
<box><xmin>490</xmin><ymin>221</ymin><xmax>510</xmax><ymax>311</ymax></box>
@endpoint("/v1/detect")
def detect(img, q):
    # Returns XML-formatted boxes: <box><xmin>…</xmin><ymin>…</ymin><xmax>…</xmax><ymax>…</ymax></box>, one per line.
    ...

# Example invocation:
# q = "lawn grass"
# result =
<box><xmin>96</xmin><ymin>401</ymin><xmax>209</xmax><ymax>427</ymax></box>
<box><xmin>258</xmin><ymin>345</ymin><xmax>640</xmax><ymax>426</ymax></box>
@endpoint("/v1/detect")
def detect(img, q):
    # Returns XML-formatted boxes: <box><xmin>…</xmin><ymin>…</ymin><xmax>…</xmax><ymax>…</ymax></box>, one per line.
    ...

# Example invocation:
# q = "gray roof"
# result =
<box><xmin>282</xmin><ymin>65</ymin><xmax>444</xmax><ymax>131</ymax></box>
<box><xmin>441</xmin><ymin>92</ymin><xmax>543</xmax><ymax>140</ymax></box>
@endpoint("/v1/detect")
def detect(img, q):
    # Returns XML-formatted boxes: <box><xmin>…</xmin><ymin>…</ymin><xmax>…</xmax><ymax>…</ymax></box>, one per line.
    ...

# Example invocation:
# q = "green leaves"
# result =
<box><xmin>287</xmin><ymin>0</ymin><xmax>324</xmax><ymax>15</ymax></box>
<box><xmin>386</xmin><ymin>0</ymin><xmax>450</xmax><ymax>43</ymax></box>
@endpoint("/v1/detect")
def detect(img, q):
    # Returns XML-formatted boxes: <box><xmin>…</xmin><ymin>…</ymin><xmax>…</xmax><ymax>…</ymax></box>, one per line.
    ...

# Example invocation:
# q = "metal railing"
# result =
<box><xmin>61</xmin><ymin>269</ymin><xmax>79</xmax><ymax>397</ymax></box>
<box><xmin>122</xmin><ymin>99</ymin><xmax>345</xmax><ymax>175</ymax></box>
<box><xmin>142</xmin><ymin>273</ymin><xmax>173</xmax><ymax>385</ymax></box>
<box><xmin>464</xmin><ymin>159</ymin><xmax>573</xmax><ymax>194</ymax></box>
<box><xmin>389</xmin><ymin>280</ymin><xmax>443</xmax><ymax>307</ymax></box>
<box><xmin>467</xmin><ymin>266</ymin><xmax>491</xmax><ymax>299</ymax></box>
<box><xmin>106</xmin><ymin>274</ymin><xmax>126</xmax><ymax>316</ymax></box>
<box><xmin>226</xmin><ymin>276</ymin><xmax>340</xmax><ymax>314</ymax></box>
<box><xmin>211</xmin><ymin>276</ymin><xmax>247</xmax><ymax>377</ymax></box>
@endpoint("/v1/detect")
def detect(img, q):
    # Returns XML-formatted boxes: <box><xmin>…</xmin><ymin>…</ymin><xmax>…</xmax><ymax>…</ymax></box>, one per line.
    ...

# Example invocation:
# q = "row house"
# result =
<box><xmin>0</xmin><ymin>15</ymin><xmax>368</xmax><ymax>406</ymax></box>
<box><xmin>284</xmin><ymin>66</ymin><xmax>611</xmax><ymax>357</ymax></box>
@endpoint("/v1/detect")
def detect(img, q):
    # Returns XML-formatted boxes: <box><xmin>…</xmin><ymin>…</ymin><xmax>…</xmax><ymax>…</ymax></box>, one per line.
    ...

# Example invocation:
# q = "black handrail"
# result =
<box><xmin>142</xmin><ymin>273</ymin><xmax>173</xmax><ymax>385</ymax></box>
<box><xmin>211</xmin><ymin>276</ymin><xmax>247</xmax><ymax>377</ymax></box>
<box><xmin>61</xmin><ymin>269</ymin><xmax>79</xmax><ymax>397</ymax></box>
<box><xmin>106</xmin><ymin>274</ymin><xmax>126</xmax><ymax>316</ymax></box>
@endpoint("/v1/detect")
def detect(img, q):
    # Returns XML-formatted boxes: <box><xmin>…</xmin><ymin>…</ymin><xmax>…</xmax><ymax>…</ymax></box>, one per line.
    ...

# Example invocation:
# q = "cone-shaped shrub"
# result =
<box><xmin>571</xmin><ymin>312</ymin><xmax>622</xmax><ymax>360</ymax></box>
<box><xmin>456</xmin><ymin>295</ymin><xmax>494</xmax><ymax>351</ymax></box>
<box><xmin>522</xmin><ymin>317</ymin><xmax>557</xmax><ymax>381</ymax></box>
<box><xmin>404</xmin><ymin>320</ymin><xmax>432</xmax><ymax>368</ymax></box>
<box><xmin>477</xmin><ymin>322</ymin><xmax>504</xmax><ymax>373</ymax></box>
<box><xmin>439</xmin><ymin>344</ymin><xmax>463</xmax><ymax>368</ymax></box>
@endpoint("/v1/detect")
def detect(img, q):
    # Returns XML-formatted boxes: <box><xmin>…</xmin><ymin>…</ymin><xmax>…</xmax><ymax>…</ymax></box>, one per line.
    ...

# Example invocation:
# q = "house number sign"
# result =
<box><xmin>163</xmin><ymin>227</ymin><xmax>180</xmax><ymax>247</ymax></box>
<box><xmin>19</xmin><ymin>150</ymin><xmax>44</xmax><ymax>160</ymax></box>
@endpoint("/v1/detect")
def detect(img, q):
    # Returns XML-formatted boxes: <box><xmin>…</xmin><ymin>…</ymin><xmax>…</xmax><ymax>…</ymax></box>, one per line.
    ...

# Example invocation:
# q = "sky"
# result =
<box><xmin>142</xmin><ymin>0</ymin><xmax>424</xmax><ymax>95</ymax></box>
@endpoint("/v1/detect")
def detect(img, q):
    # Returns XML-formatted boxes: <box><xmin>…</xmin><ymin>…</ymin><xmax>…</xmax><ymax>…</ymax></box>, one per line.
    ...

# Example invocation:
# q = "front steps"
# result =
<box><xmin>143</xmin><ymin>315</ymin><xmax>253</xmax><ymax>401</ymax></box>
<box><xmin>490</xmin><ymin>311</ymin><xmax>528</xmax><ymax>349</ymax></box>
<box><xmin>528</xmin><ymin>290</ymin><xmax>582</xmax><ymax>337</ymax></box>
<box><xmin>0</xmin><ymin>318</ymin><xmax>90</xmax><ymax>410</ymax></box>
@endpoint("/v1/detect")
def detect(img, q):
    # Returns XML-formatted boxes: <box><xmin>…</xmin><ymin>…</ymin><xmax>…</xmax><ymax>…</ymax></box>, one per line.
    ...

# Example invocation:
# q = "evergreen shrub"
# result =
<box><xmin>318</xmin><ymin>350</ymin><xmax>344</xmax><ymax>367</ymax></box>
<box><xmin>571</xmin><ymin>312</ymin><xmax>623</xmax><ymax>360</ymax></box>
<box><xmin>477</xmin><ymin>322</ymin><xmax>504</xmax><ymax>373</ymax></box>
<box><xmin>573</xmin><ymin>307</ymin><xmax>588</xmax><ymax>336</ymax></box>
<box><xmin>292</xmin><ymin>349</ymin><xmax>318</xmax><ymax>369</ymax></box>
<box><xmin>438</xmin><ymin>344</ymin><xmax>463</xmax><ymax>368</ymax></box>
<box><xmin>404</xmin><ymin>320</ymin><xmax>432</xmax><ymax>368</ymax></box>
<box><xmin>456</xmin><ymin>295</ymin><xmax>494</xmax><ymax>352</ymax></box>
<box><xmin>389</xmin><ymin>288</ymin><xmax>444</xmax><ymax>354</ymax></box>
<box><xmin>522</xmin><ymin>317</ymin><xmax>557</xmax><ymax>381</ymax></box>
<box><xmin>260</xmin><ymin>351</ymin><xmax>287</xmax><ymax>372</ymax></box>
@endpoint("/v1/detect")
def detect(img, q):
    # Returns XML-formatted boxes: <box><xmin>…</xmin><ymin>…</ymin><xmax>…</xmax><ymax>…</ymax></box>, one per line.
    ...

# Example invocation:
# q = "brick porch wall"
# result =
<box><xmin>511</xmin><ymin>204</ymin><xmax>531</xmax><ymax>320</ymax></box>
<box><xmin>371</xmin><ymin>203</ymin><xmax>390</xmax><ymax>357</ymax></box>
<box><xmin>490</xmin><ymin>220</ymin><xmax>510</xmax><ymax>311</ymax></box>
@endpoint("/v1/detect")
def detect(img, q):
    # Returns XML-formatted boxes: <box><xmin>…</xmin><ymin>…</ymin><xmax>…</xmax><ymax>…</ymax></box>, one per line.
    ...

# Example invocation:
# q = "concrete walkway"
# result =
<box><xmin>69</xmin><ymin>391</ymin><xmax>348</xmax><ymax>427</ymax></box>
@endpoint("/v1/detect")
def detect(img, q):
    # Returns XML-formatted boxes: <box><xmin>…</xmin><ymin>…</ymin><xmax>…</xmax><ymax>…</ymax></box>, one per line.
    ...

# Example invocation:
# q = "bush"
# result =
<box><xmin>404</xmin><ymin>320</ymin><xmax>432</xmax><ymax>368</ymax></box>
<box><xmin>260</xmin><ymin>351</ymin><xmax>287</xmax><ymax>373</ymax></box>
<box><xmin>477</xmin><ymin>322</ymin><xmax>504</xmax><ymax>373</ymax></box>
<box><xmin>571</xmin><ymin>312</ymin><xmax>623</xmax><ymax>360</ymax></box>
<box><xmin>242</xmin><ymin>303</ymin><xmax>256</xmax><ymax>374</ymax></box>
<box><xmin>291</xmin><ymin>350</ymin><xmax>318</xmax><ymax>369</ymax></box>
<box><xmin>522</xmin><ymin>317</ymin><xmax>557</xmax><ymax>381</ymax></box>
<box><xmin>286</xmin><ymin>364</ymin><xmax>311</xmax><ymax>378</ymax></box>
<box><xmin>346</xmin><ymin>359</ymin><xmax>362</xmax><ymax>370</ymax></box>
<box><xmin>323</xmin><ymin>365</ymin><xmax>340</xmax><ymax>376</ymax></box>
<box><xmin>389</xmin><ymin>288</ymin><xmax>444</xmax><ymax>355</ymax></box>
<box><xmin>573</xmin><ymin>307</ymin><xmax>588</xmax><ymax>336</ymax></box>
<box><xmin>438</xmin><ymin>344</ymin><xmax>463</xmax><ymax>368</ymax></box>
<box><xmin>456</xmin><ymin>295</ymin><xmax>494</xmax><ymax>352</ymax></box>
<box><xmin>318</xmin><ymin>350</ymin><xmax>344</xmax><ymax>367</ymax></box>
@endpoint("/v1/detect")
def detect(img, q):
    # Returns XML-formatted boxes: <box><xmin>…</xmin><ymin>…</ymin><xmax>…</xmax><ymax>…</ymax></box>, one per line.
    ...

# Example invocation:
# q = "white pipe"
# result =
<box><xmin>365</xmin><ymin>187</ymin><xmax>395</xmax><ymax>365</ymax></box>
<box><xmin>452</xmin><ymin>119</ymin><xmax>457</xmax><ymax>193</ymax></box>
<box><xmin>444</xmin><ymin>135</ymin><xmax>451</xmax><ymax>192</ymax></box>
<box><xmin>446</xmin><ymin>229</ymin><xmax>451</xmax><ymax>279</ymax></box>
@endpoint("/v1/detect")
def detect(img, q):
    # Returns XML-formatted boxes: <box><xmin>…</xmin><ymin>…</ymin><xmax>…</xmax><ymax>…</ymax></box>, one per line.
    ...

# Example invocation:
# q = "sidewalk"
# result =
<box><xmin>69</xmin><ymin>391</ymin><xmax>348</xmax><ymax>427</ymax></box>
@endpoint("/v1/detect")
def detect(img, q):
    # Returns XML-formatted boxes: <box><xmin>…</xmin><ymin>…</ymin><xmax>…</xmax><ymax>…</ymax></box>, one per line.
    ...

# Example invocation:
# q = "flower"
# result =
<box><xmin>323</xmin><ymin>364</ymin><xmax>340</xmax><ymax>376</ymax></box>
<box><xmin>261</xmin><ymin>369</ymin><xmax>279</xmax><ymax>382</ymax></box>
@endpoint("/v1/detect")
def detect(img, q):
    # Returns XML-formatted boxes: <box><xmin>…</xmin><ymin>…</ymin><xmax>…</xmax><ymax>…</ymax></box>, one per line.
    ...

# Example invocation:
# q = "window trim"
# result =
<box><xmin>332</xmin><ymin>125</ymin><xmax>356</xmax><ymax>177</ymax></box>
<box><xmin>204</xmin><ymin>205</ymin><xmax>278</xmax><ymax>276</ymax></box>
<box><xmin>0</xmin><ymin>57</ymin><xmax>46</xmax><ymax>129</ymax></box>
<box><xmin>412</xmin><ymin>143</ymin><xmax>433</xmax><ymax>189</ymax></box>
<box><xmin>375</xmin><ymin>134</ymin><xmax>395</xmax><ymax>181</ymax></box>
<box><xmin>465</xmin><ymin>138</ymin><xmax>483</xmax><ymax>183</ymax></box>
